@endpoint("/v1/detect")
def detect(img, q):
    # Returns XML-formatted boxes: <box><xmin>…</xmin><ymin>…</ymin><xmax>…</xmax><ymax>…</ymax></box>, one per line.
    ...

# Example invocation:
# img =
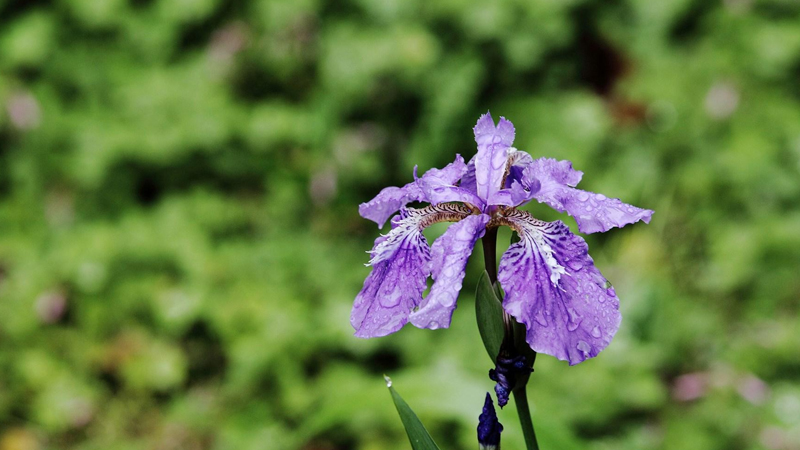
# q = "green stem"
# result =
<box><xmin>513</xmin><ymin>386</ymin><xmax>539</xmax><ymax>450</ymax></box>
<box><xmin>481</xmin><ymin>227</ymin><xmax>498</xmax><ymax>284</ymax></box>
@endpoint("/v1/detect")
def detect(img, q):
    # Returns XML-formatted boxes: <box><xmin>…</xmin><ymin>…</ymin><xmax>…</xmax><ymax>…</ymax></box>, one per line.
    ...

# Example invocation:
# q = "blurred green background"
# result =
<box><xmin>1</xmin><ymin>0</ymin><xmax>799</xmax><ymax>449</ymax></box>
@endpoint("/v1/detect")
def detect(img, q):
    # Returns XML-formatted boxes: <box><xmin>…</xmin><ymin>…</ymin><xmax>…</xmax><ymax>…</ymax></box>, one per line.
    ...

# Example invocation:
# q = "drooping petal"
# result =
<box><xmin>523</xmin><ymin>158</ymin><xmax>653</xmax><ymax>234</ymax></box>
<box><xmin>497</xmin><ymin>209</ymin><xmax>621</xmax><ymax>365</ymax></box>
<box><xmin>352</xmin><ymin>204</ymin><xmax>474</xmax><ymax>337</ymax></box>
<box><xmin>351</xmin><ymin>210</ymin><xmax>431</xmax><ymax>337</ymax></box>
<box><xmin>473</xmin><ymin>113</ymin><xmax>515</xmax><ymax>204</ymax></box>
<box><xmin>409</xmin><ymin>214</ymin><xmax>489</xmax><ymax>330</ymax></box>
<box><xmin>359</xmin><ymin>155</ymin><xmax>472</xmax><ymax>228</ymax></box>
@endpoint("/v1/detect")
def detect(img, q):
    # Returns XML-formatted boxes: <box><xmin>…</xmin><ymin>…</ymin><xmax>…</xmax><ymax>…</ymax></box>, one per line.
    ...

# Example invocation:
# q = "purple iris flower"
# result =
<box><xmin>352</xmin><ymin>112</ymin><xmax>653</xmax><ymax>365</ymax></box>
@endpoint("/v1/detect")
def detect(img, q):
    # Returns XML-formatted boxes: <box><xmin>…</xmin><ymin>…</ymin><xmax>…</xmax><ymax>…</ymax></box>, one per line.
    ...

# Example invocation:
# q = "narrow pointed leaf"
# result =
<box><xmin>385</xmin><ymin>376</ymin><xmax>441</xmax><ymax>450</ymax></box>
<box><xmin>476</xmin><ymin>270</ymin><xmax>504</xmax><ymax>362</ymax></box>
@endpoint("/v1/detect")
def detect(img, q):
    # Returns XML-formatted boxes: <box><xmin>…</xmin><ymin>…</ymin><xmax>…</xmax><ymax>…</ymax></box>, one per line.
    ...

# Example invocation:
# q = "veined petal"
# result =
<box><xmin>474</xmin><ymin>113</ymin><xmax>515</xmax><ymax>204</ymax></box>
<box><xmin>359</xmin><ymin>155</ymin><xmax>471</xmax><ymax>228</ymax></box>
<box><xmin>496</xmin><ymin>210</ymin><xmax>621</xmax><ymax>365</ymax></box>
<box><xmin>352</xmin><ymin>205</ymin><xmax>473</xmax><ymax>337</ymax></box>
<box><xmin>409</xmin><ymin>214</ymin><xmax>489</xmax><ymax>330</ymax></box>
<box><xmin>525</xmin><ymin>158</ymin><xmax>653</xmax><ymax>234</ymax></box>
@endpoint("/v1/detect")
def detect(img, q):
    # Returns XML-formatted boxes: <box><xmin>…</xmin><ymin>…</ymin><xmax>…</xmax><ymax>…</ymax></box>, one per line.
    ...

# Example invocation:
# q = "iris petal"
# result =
<box><xmin>497</xmin><ymin>210</ymin><xmax>621</xmax><ymax>365</ymax></box>
<box><xmin>474</xmin><ymin>113</ymin><xmax>515</xmax><ymax>204</ymax></box>
<box><xmin>352</xmin><ymin>204</ymin><xmax>474</xmax><ymax>337</ymax></box>
<box><xmin>409</xmin><ymin>214</ymin><xmax>489</xmax><ymax>329</ymax></box>
<box><xmin>523</xmin><ymin>158</ymin><xmax>653</xmax><ymax>234</ymax></box>
<box><xmin>460</xmin><ymin>156</ymin><xmax>477</xmax><ymax>194</ymax></box>
<box><xmin>352</xmin><ymin>209</ymin><xmax>431</xmax><ymax>337</ymax></box>
<box><xmin>358</xmin><ymin>155</ymin><xmax>470</xmax><ymax>228</ymax></box>
<box><xmin>358</xmin><ymin>184</ymin><xmax>424</xmax><ymax>229</ymax></box>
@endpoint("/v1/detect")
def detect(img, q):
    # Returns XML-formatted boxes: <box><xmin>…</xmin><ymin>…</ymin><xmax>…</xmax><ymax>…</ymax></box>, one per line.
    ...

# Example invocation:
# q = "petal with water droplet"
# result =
<box><xmin>497</xmin><ymin>210</ymin><xmax>621</xmax><ymax>365</ymax></box>
<box><xmin>473</xmin><ymin>112</ymin><xmax>515</xmax><ymax>203</ymax></box>
<box><xmin>359</xmin><ymin>154</ymin><xmax>471</xmax><ymax>228</ymax></box>
<box><xmin>410</xmin><ymin>214</ymin><xmax>490</xmax><ymax>329</ymax></box>
<box><xmin>518</xmin><ymin>158</ymin><xmax>653</xmax><ymax>234</ymax></box>
<box><xmin>352</xmin><ymin>209</ymin><xmax>432</xmax><ymax>337</ymax></box>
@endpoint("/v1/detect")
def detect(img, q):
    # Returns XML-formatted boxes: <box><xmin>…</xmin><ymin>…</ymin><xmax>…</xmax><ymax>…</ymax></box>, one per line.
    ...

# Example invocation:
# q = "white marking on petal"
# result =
<box><xmin>511</xmin><ymin>215</ymin><xmax>567</xmax><ymax>286</ymax></box>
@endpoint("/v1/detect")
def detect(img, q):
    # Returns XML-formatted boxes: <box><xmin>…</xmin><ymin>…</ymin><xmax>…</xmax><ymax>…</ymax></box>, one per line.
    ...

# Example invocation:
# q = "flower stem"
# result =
<box><xmin>513</xmin><ymin>386</ymin><xmax>539</xmax><ymax>450</ymax></box>
<box><xmin>481</xmin><ymin>227</ymin><xmax>498</xmax><ymax>284</ymax></box>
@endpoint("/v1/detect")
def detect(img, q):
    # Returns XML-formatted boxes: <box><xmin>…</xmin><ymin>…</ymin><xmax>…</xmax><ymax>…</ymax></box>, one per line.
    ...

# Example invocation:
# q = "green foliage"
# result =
<box><xmin>475</xmin><ymin>271</ymin><xmax>504</xmax><ymax>363</ymax></box>
<box><xmin>386</xmin><ymin>377</ymin><xmax>441</xmax><ymax>450</ymax></box>
<box><xmin>1</xmin><ymin>0</ymin><xmax>799</xmax><ymax>449</ymax></box>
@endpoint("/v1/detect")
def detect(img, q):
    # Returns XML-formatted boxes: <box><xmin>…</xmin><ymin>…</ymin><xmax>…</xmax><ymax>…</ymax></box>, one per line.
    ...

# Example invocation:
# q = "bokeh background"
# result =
<box><xmin>1</xmin><ymin>0</ymin><xmax>800</xmax><ymax>449</ymax></box>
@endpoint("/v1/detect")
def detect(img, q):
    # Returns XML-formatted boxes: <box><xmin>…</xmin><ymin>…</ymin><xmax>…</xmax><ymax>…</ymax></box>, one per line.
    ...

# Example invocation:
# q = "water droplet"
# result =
<box><xmin>586</xmin><ymin>206</ymin><xmax>593</xmax><ymax>212</ymax></box>
<box><xmin>380</xmin><ymin>289</ymin><xmax>402</xmax><ymax>308</ymax></box>
<box><xmin>595</xmin><ymin>194</ymin><xmax>606</xmax><ymax>201</ymax></box>
<box><xmin>384</xmin><ymin>375</ymin><xmax>393</xmax><ymax>387</ymax></box>
<box><xmin>577</xmin><ymin>340</ymin><xmax>591</xmax><ymax>356</ymax></box>
<box><xmin>577</xmin><ymin>192</ymin><xmax>589</xmax><ymax>201</ymax></box>
<box><xmin>566</xmin><ymin>307</ymin><xmax>582</xmax><ymax>331</ymax></box>
<box><xmin>429</xmin><ymin>321</ymin><xmax>440</xmax><ymax>330</ymax></box>
<box><xmin>566</xmin><ymin>259</ymin><xmax>583</xmax><ymax>271</ymax></box>
<box><xmin>591</xmin><ymin>326</ymin><xmax>602</xmax><ymax>338</ymax></box>
<box><xmin>534</xmin><ymin>309</ymin><xmax>548</xmax><ymax>327</ymax></box>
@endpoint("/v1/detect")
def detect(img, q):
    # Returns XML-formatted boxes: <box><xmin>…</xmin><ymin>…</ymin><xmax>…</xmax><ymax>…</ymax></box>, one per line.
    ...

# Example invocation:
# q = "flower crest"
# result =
<box><xmin>352</xmin><ymin>113</ymin><xmax>653</xmax><ymax>365</ymax></box>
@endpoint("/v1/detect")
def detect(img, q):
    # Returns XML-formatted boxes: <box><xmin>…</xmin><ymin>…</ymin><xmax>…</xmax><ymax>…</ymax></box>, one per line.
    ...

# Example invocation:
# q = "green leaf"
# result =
<box><xmin>385</xmin><ymin>376</ymin><xmax>441</xmax><ymax>450</ymax></box>
<box><xmin>476</xmin><ymin>270</ymin><xmax>505</xmax><ymax>362</ymax></box>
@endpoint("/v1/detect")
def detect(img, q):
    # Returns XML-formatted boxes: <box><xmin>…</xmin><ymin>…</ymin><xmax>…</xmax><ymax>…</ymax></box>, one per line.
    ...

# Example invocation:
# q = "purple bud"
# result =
<box><xmin>477</xmin><ymin>393</ymin><xmax>502</xmax><ymax>450</ymax></box>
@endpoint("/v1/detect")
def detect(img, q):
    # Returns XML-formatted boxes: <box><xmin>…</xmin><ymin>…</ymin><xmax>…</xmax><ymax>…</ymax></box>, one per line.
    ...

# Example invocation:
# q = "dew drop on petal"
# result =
<box><xmin>566</xmin><ymin>259</ymin><xmax>583</xmax><ymax>271</ymax></box>
<box><xmin>534</xmin><ymin>309</ymin><xmax>548</xmax><ymax>327</ymax></box>
<box><xmin>577</xmin><ymin>340</ymin><xmax>591</xmax><ymax>356</ymax></box>
<box><xmin>380</xmin><ymin>289</ymin><xmax>402</xmax><ymax>308</ymax></box>
<box><xmin>566</xmin><ymin>307</ymin><xmax>582</xmax><ymax>331</ymax></box>
<box><xmin>577</xmin><ymin>191</ymin><xmax>589</xmax><ymax>201</ymax></box>
<box><xmin>595</xmin><ymin>194</ymin><xmax>607</xmax><ymax>200</ymax></box>
<box><xmin>429</xmin><ymin>321</ymin><xmax>440</xmax><ymax>330</ymax></box>
<box><xmin>591</xmin><ymin>326</ymin><xmax>602</xmax><ymax>338</ymax></box>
